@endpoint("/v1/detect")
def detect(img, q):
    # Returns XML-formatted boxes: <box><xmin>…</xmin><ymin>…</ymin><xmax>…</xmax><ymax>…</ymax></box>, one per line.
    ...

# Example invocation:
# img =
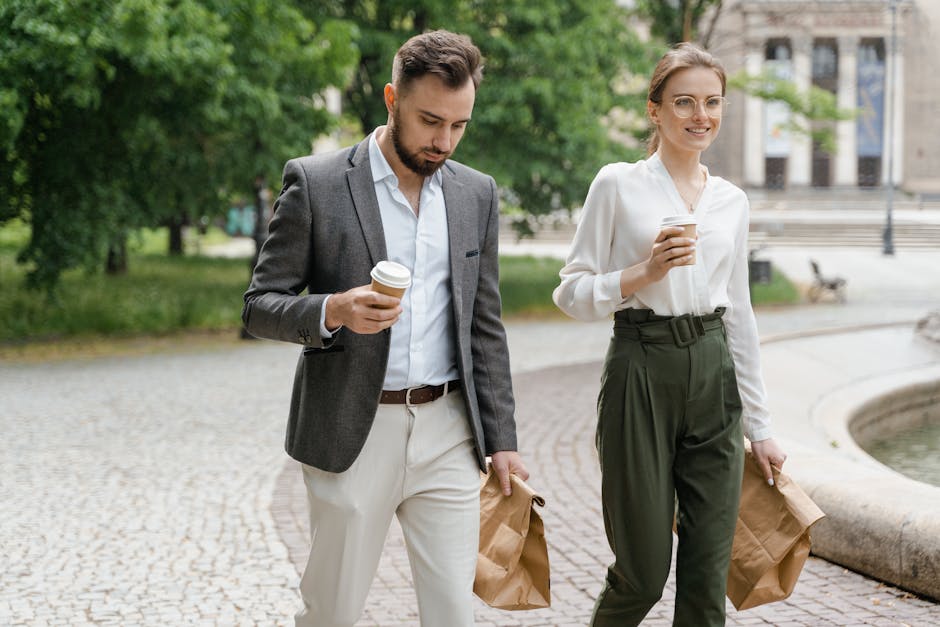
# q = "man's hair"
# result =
<box><xmin>392</xmin><ymin>30</ymin><xmax>484</xmax><ymax>93</ymax></box>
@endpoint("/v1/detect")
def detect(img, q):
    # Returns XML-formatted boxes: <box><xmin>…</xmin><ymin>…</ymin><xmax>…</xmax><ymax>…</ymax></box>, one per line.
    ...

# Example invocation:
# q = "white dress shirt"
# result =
<box><xmin>553</xmin><ymin>152</ymin><xmax>772</xmax><ymax>441</ymax></box>
<box><xmin>363</xmin><ymin>130</ymin><xmax>459</xmax><ymax>390</ymax></box>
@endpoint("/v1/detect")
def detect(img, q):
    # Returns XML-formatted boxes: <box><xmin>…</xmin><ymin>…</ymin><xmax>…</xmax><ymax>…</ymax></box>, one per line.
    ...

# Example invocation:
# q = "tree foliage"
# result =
<box><xmin>633</xmin><ymin>2</ymin><xmax>855</xmax><ymax>155</ymax></box>
<box><xmin>305</xmin><ymin>0</ymin><xmax>652</xmax><ymax>227</ymax></box>
<box><xmin>0</xmin><ymin>0</ymin><xmax>357</xmax><ymax>289</ymax></box>
<box><xmin>729</xmin><ymin>70</ymin><xmax>856</xmax><ymax>153</ymax></box>
<box><xmin>635</xmin><ymin>0</ymin><xmax>723</xmax><ymax>46</ymax></box>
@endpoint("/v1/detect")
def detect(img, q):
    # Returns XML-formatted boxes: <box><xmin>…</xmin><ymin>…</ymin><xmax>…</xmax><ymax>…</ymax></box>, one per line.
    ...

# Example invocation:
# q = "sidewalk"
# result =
<box><xmin>273</xmin><ymin>316</ymin><xmax>940</xmax><ymax>626</ymax></box>
<box><xmin>268</xmin><ymin>244</ymin><xmax>940</xmax><ymax>625</ymax></box>
<box><xmin>1</xmin><ymin>234</ymin><xmax>937</xmax><ymax>624</ymax></box>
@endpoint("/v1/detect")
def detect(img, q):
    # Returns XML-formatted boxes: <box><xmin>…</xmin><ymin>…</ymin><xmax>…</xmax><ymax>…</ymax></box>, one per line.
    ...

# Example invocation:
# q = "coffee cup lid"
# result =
<box><xmin>371</xmin><ymin>260</ymin><xmax>412</xmax><ymax>288</ymax></box>
<box><xmin>660</xmin><ymin>215</ymin><xmax>697</xmax><ymax>226</ymax></box>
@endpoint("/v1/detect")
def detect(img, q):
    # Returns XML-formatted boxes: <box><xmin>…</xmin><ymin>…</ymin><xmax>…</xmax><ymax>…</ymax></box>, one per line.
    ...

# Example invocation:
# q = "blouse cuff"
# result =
<box><xmin>746</xmin><ymin>422</ymin><xmax>773</xmax><ymax>443</ymax></box>
<box><xmin>600</xmin><ymin>270</ymin><xmax>624</xmax><ymax>309</ymax></box>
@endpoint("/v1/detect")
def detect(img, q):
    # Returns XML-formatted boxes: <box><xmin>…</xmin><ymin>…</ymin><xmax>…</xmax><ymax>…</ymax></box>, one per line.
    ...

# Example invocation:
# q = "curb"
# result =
<box><xmin>800</xmin><ymin>365</ymin><xmax>940</xmax><ymax>601</ymax></box>
<box><xmin>760</xmin><ymin>322</ymin><xmax>940</xmax><ymax>602</ymax></box>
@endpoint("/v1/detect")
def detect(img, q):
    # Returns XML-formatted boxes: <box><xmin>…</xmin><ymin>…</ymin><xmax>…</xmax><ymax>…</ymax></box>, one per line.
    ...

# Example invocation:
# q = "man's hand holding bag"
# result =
<box><xmin>474</xmin><ymin>465</ymin><xmax>550</xmax><ymax>610</ymax></box>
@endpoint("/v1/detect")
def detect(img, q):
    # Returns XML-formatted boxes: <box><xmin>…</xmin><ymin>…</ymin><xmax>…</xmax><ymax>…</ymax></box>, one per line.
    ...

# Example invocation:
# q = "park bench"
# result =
<box><xmin>808</xmin><ymin>259</ymin><xmax>847</xmax><ymax>303</ymax></box>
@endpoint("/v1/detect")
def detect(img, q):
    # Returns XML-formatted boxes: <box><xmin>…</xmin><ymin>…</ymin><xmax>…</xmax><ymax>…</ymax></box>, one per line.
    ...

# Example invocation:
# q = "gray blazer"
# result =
<box><xmin>243</xmin><ymin>135</ymin><xmax>517</xmax><ymax>473</ymax></box>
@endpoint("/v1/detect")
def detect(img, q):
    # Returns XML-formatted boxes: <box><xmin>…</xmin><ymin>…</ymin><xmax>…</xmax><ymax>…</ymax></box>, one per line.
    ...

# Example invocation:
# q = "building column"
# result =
<box><xmin>743</xmin><ymin>38</ymin><xmax>765</xmax><ymax>187</ymax></box>
<box><xmin>882</xmin><ymin>3</ymin><xmax>907</xmax><ymax>187</ymax></box>
<box><xmin>887</xmin><ymin>28</ymin><xmax>905</xmax><ymax>186</ymax></box>
<box><xmin>790</xmin><ymin>35</ymin><xmax>813</xmax><ymax>186</ymax></box>
<box><xmin>835</xmin><ymin>36</ymin><xmax>858</xmax><ymax>186</ymax></box>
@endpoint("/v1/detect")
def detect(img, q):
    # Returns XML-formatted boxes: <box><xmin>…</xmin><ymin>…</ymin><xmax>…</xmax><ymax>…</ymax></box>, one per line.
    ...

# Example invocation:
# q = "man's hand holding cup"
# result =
<box><xmin>325</xmin><ymin>261</ymin><xmax>411</xmax><ymax>334</ymax></box>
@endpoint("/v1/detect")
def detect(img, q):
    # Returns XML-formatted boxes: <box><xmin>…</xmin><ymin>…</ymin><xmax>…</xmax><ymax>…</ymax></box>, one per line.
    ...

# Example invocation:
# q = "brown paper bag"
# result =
<box><xmin>473</xmin><ymin>466</ymin><xmax>550</xmax><ymax>610</ymax></box>
<box><xmin>726</xmin><ymin>450</ymin><xmax>826</xmax><ymax>610</ymax></box>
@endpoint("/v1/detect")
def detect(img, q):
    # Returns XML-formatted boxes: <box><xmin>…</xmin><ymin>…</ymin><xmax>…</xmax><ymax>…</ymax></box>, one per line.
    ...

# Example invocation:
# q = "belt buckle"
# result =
<box><xmin>405</xmin><ymin>386</ymin><xmax>420</xmax><ymax>406</ymax></box>
<box><xmin>669</xmin><ymin>314</ymin><xmax>698</xmax><ymax>347</ymax></box>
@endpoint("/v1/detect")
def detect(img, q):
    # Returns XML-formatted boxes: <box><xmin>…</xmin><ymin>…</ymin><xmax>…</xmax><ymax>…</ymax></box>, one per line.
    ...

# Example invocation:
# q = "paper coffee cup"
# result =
<box><xmin>660</xmin><ymin>215</ymin><xmax>697</xmax><ymax>264</ymax></box>
<box><xmin>370</xmin><ymin>260</ymin><xmax>411</xmax><ymax>305</ymax></box>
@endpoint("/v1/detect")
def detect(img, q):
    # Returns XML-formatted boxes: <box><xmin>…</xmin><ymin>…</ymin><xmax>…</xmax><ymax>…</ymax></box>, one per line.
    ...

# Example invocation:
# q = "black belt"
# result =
<box><xmin>613</xmin><ymin>308</ymin><xmax>726</xmax><ymax>347</ymax></box>
<box><xmin>380</xmin><ymin>379</ymin><xmax>461</xmax><ymax>405</ymax></box>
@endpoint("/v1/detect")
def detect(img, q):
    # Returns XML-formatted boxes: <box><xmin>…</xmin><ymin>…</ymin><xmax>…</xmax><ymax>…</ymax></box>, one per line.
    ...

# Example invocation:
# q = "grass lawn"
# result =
<box><xmin>0</xmin><ymin>223</ymin><xmax>252</xmax><ymax>346</ymax></box>
<box><xmin>0</xmin><ymin>222</ymin><xmax>800</xmax><ymax>356</ymax></box>
<box><xmin>0</xmin><ymin>253</ymin><xmax>253</xmax><ymax>344</ymax></box>
<box><xmin>749</xmin><ymin>267</ymin><xmax>801</xmax><ymax>305</ymax></box>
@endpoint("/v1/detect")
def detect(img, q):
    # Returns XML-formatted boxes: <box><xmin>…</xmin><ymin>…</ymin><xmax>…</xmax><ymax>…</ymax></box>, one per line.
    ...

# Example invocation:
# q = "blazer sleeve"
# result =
<box><xmin>242</xmin><ymin>159</ymin><xmax>334</xmax><ymax>349</ymax></box>
<box><xmin>471</xmin><ymin>176</ymin><xmax>518</xmax><ymax>454</ymax></box>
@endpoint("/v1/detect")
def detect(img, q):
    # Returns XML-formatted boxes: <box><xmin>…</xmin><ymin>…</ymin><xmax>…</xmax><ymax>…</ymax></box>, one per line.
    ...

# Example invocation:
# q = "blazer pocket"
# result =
<box><xmin>465</xmin><ymin>249</ymin><xmax>480</xmax><ymax>258</ymax></box>
<box><xmin>303</xmin><ymin>345</ymin><xmax>345</xmax><ymax>356</ymax></box>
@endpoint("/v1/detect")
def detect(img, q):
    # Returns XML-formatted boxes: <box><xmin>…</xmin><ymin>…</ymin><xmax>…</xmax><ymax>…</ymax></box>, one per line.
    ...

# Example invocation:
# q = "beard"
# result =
<box><xmin>389</xmin><ymin>110</ymin><xmax>449</xmax><ymax>177</ymax></box>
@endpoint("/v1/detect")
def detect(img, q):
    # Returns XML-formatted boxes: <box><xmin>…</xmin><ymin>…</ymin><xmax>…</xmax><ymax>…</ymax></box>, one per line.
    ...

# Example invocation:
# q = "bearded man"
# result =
<box><xmin>242</xmin><ymin>30</ymin><xmax>527</xmax><ymax>626</ymax></box>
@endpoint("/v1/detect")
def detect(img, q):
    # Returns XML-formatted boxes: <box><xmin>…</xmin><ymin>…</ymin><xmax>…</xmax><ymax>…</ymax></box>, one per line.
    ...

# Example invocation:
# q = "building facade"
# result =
<box><xmin>705</xmin><ymin>0</ymin><xmax>939</xmax><ymax>194</ymax></box>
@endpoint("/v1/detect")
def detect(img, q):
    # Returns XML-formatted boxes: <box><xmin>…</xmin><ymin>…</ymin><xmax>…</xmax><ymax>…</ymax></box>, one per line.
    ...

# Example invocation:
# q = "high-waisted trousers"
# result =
<box><xmin>591</xmin><ymin>308</ymin><xmax>744</xmax><ymax>627</ymax></box>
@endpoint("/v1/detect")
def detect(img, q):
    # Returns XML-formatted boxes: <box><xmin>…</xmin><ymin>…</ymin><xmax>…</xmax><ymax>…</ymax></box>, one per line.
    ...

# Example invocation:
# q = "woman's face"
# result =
<box><xmin>648</xmin><ymin>66</ymin><xmax>724</xmax><ymax>156</ymax></box>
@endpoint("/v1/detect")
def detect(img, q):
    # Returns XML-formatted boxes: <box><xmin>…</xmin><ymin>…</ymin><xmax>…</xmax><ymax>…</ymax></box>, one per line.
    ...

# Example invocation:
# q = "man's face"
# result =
<box><xmin>386</xmin><ymin>75</ymin><xmax>476</xmax><ymax>176</ymax></box>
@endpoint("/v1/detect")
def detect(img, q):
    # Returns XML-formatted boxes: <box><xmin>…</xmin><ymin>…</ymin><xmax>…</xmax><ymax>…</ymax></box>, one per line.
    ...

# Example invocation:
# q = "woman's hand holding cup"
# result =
<box><xmin>646</xmin><ymin>218</ymin><xmax>697</xmax><ymax>282</ymax></box>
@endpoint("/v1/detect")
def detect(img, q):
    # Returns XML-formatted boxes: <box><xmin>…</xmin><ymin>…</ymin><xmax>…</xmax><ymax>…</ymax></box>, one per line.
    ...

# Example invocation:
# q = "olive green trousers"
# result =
<box><xmin>591</xmin><ymin>309</ymin><xmax>744</xmax><ymax>627</ymax></box>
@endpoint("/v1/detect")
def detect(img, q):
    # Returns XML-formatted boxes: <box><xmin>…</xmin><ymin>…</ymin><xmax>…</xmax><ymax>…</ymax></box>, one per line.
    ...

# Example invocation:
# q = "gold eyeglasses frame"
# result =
<box><xmin>667</xmin><ymin>95</ymin><xmax>729</xmax><ymax>119</ymax></box>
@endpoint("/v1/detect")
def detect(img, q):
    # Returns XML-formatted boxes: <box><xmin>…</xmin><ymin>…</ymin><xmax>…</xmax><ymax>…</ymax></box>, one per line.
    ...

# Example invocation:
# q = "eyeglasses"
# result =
<box><xmin>668</xmin><ymin>96</ymin><xmax>728</xmax><ymax>118</ymax></box>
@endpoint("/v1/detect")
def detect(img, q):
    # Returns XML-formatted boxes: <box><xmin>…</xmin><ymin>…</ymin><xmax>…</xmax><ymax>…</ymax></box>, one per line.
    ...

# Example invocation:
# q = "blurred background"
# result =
<box><xmin>1</xmin><ymin>0</ymin><xmax>937</xmax><ymax>351</ymax></box>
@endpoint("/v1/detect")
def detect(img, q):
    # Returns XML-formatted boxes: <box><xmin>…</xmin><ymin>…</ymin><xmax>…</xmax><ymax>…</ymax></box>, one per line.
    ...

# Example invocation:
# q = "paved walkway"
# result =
<box><xmin>2</xmin><ymin>244</ymin><xmax>939</xmax><ymax>625</ymax></box>
<box><xmin>272</xmin><ymin>322</ymin><xmax>940</xmax><ymax>625</ymax></box>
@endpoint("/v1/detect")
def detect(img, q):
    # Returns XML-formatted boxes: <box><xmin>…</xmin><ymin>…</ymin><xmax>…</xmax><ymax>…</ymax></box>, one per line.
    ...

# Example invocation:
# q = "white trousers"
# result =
<box><xmin>294</xmin><ymin>390</ymin><xmax>480</xmax><ymax>627</ymax></box>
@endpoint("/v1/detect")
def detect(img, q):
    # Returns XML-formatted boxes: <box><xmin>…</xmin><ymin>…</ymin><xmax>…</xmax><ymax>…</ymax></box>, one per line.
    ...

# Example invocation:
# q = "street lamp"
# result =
<box><xmin>882</xmin><ymin>0</ymin><xmax>899</xmax><ymax>256</ymax></box>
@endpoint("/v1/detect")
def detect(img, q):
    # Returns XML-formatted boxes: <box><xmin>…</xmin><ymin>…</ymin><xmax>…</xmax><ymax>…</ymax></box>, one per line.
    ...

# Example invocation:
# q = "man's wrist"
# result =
<box><xmin>320</xmin><ymin>294</ymin><xmax>342</xmax><ymax>338</ymax></box>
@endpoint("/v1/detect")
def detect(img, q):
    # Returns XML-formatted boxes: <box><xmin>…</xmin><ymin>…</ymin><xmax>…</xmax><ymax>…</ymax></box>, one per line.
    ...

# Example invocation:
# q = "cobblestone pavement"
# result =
<box><xmin>3</xmin><ymin>336</ymin><xmax>939</xmax><ymax>626</ymax></box>
<box><xmin>3</xmin><ymin>304</ymin><xmax>939</xmax><ymax>626</ymax></box>
<box><xmin>275</xmin><ymin>359</ymin><xmax>940</xmax><ymax>627</ymax></box>
<box><xmin>0</xmin><ymin>344</ymin><xmax>302</xmax><ymax>626</ymax></box>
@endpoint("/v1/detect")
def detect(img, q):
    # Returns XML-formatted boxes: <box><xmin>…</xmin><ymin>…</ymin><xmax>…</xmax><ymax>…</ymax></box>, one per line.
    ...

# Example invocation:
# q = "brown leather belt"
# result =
<box><xmin>380</xmin><ymin>379</ymin><xmax>461</xmax><ymax>405</ymax></box>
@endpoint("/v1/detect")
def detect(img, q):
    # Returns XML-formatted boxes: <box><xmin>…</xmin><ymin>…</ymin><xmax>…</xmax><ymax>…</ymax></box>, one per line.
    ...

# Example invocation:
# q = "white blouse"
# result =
<box><xmin>553</xmin><ymin>152</ymin><xmax>772</xmax><ymax>441</ymax></box>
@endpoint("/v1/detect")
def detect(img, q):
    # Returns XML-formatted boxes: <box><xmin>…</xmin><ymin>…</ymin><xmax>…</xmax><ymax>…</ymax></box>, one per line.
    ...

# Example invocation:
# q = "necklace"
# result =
<box><xmin>685</xmin><ymin>167</ymin><xmax>707</xmax><ymax>213</ymax></box>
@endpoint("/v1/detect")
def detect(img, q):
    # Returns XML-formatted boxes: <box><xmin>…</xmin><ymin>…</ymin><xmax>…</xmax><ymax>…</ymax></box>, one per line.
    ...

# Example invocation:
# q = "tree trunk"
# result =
<box><xmin>168</xmin><ymin>215</ymin><xmax>185</xmax><ymax>256</ymax></box>
<box><xmin>106</xmin><ymin>239</ymin><xmax>128</xmax><ymax>275</ymax></box>
<box><xmin>241</xmin><ymin>174</ymin><xmax>268</xmax><ymax>341</ymax></box>
<box><xmin>683</xmin><ymin>1</ymin><xmax>694</xmax><ymax>42</ymax></box>
<box><xmin>252</xmin><ymin>174</ymin><xmax>268</xmax><ymax>265</ymax></box>
<box><xmin>701</xmin><ymin>1</ymin><xmax>724</xmax><ymax>49</ymax></box>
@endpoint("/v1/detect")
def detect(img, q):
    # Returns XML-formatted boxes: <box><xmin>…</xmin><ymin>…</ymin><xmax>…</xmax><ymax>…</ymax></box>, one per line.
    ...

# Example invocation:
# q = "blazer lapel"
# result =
<box><xmin>346</xmin><ymin>135</ymin><xmax>387</xmax><ymax>267</ymax></box>
<box><xmin>442</xmin><ymin>164</ymin><xmax>475</xmax><ymax>323</ymax></box>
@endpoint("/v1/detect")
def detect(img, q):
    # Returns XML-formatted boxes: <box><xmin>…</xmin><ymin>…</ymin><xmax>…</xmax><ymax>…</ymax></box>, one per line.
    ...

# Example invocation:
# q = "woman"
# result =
<box><xmin>552</xmin><ymin>43</ymin><xmax>787</xmax><ymax>626</ymax></box>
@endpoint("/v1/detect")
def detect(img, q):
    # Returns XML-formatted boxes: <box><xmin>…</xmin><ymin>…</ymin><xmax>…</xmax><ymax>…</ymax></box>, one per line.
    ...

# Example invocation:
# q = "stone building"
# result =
<box><xmin>704</xmin><ymin>0</ymin><xmax>939</xmax><ymax>195</ymax></box>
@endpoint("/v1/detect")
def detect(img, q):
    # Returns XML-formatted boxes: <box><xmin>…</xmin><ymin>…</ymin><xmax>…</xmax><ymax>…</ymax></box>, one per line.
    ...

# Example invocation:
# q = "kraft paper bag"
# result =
<box><xmin>727</xmin><ymin>450</ymin><xmax>826</xmax><ymax>610</ymax></box>
<box><xmin>474</xmin><ymin>466</ymin><xmax>550</xmax><ymax>610</ymax></box>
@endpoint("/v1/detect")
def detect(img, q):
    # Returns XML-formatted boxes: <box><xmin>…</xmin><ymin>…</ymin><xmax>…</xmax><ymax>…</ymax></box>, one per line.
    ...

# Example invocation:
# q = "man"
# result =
<box><xmin>242</xmin><ymin>30</ymin><xmax>528</xmax><ymax>626</ymax></box>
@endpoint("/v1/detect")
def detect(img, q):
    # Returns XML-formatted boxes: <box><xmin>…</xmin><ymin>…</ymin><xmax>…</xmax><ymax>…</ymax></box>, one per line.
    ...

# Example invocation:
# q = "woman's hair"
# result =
<box><xmin>392</xmin><ymin>30</ymin><xmax>484</xmax><ymax>93</ymax></box>
<box><xmin>646</xmin><ymin>42</ymin><xmax>727</xmax><ymax>156</ymax></box>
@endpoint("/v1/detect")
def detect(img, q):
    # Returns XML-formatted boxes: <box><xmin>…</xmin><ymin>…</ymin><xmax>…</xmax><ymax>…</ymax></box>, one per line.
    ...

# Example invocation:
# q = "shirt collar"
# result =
<box><xmin>648</xmin><ymin>150</ymin><xmax>711</xmax><ymax>180</ymax></box>
<box><xmin>368</xmin><ymin>129</ymin><xmax>396</xmax><ymax>184</ymax></box>
<box><xmin>368</xmin><ymin>127</ymin><xmax>443</xmax><ymax>189</ymax></box>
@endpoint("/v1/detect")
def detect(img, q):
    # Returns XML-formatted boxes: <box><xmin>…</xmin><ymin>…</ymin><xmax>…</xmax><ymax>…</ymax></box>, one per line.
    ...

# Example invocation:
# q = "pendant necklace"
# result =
<box><xmin>687</xmin><ymin>167</ymin><xmax>706</xmax><ymax>213</ymax></box>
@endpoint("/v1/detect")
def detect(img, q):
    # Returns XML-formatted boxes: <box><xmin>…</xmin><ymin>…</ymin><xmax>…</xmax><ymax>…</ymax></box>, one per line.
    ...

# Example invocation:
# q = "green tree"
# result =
<box><xmin>635</xmin><ymin>0</ymin><xmax>724</xmax><ymax>46</ymax></box>
<box><xmin>632</xmin><ymin>2</ymin><xmax>854</xmax><ymax>154</ymax></box>
<box><xmin>729</xmin><ymin>70</ymin><xmax>855</xmax><ymax>153</ymax></box>
<box><xmin>0</xmin><ymin>0</ymin><xmax>357</xmax><ymax>290</ymax></box>
<box><xmin>306</xmin><ymin>1</ymin><xmax>652</xmax><ymax>229</ymax></box>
